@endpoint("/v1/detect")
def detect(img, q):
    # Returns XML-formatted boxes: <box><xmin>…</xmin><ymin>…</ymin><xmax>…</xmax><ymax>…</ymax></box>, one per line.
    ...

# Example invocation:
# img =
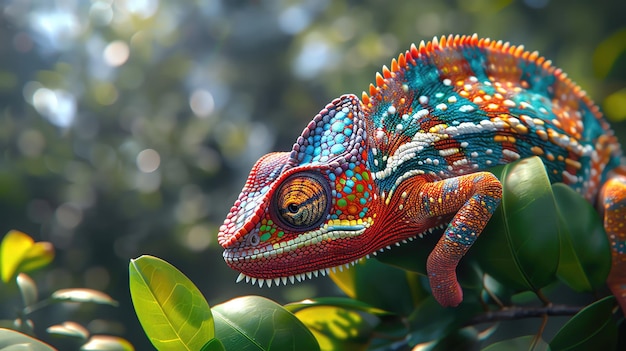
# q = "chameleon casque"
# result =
<box><xmin>218</xmin><ymin>34</ymin><xmax>626</xmax><ymax>312</ymax></box>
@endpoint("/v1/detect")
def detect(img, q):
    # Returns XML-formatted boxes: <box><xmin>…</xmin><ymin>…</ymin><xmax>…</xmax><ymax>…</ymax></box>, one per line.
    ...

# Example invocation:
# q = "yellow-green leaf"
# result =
<box><xmin>293</xmin><ymin>305</ymin><xmax>375</xmax><ymax>351</ymax></box>
<box><xmin>287</xmin><ymin>298</ymin><xmax>406</xmax><ymax>351</ymax></box>
<box><xmin>51</xmin><ymin>288</ymin><xmax>118</xmax><ymax>306</ymax></box>
<box><xmin>285</xmin><ymin>297</ymin><xmax>392</xmax><ymax>316</ymax></box>
<box><xmin>1</xmin><ymin>230</ymin><xmax>35</xmax><ymax>283</ymax></box>
<box><xmin>0</xmin><ymin>231</ymin><xmax>55</xmax><ymax>283</ymax></box>
<box><xmin>46</xmin><ymin>321</ymin><xmax>89</xmax><ymax>340</ymax></box>
<box><xmin>16</xmin><ymin>273</ymin><xmax>38</xmax><ymax>308</ymax></box>
<box><xmin>80</xmin><ymin>335</ymin><xmax>135</xmax><ymax>351</ymax></box>
<box><xmin>18</xmin><ymin>241</ymin><xmax>55</xmax><ymax>273</ymax></box>
<box><xmin>129</xmin><ymin>255</ymin><xmax>214</xmax><ymax>351</ymax></box>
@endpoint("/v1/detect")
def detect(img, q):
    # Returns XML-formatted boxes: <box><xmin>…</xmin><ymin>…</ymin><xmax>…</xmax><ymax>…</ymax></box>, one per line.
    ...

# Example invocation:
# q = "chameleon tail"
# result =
<box><xmin>424</xmin><ymin>172</ymin><xmax>502</xmax><ymax>307</ymax></box>
<box><xmin>600</xmin><ymin>168</ymin><xmax>626</xmax><ymax>314</ymax></box>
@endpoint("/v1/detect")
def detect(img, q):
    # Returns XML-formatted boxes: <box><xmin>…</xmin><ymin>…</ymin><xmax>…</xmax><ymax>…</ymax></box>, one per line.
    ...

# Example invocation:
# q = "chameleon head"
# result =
<box><xmin>218</xmin><ymin>94</ymin><xmax>379</xmax><ymax>286</ymax></box>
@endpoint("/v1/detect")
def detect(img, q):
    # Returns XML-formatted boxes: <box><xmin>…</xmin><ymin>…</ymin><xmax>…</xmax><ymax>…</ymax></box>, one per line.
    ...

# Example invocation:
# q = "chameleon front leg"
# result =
<box><xmin>398</xmin><ymin>172</ymin><xmax>502</xmax><ymax>307</ymax></box>
<box><xmin>599</xmin><ymin>169</ymin><xmax>626</xmax><ymax>313</ymax></box>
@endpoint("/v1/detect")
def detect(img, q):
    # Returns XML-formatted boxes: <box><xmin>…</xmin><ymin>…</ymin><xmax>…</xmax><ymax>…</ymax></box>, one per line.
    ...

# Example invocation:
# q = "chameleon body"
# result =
<box><xmin>218</xmin><ymin>34</ymin><xmax>626</xmax><ymax>311</ymax></box>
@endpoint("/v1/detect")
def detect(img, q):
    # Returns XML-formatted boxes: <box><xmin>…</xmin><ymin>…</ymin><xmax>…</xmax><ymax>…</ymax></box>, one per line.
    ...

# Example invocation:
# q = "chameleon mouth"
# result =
<box><xmin>222</xmin><ymin>218</ymin><xmax>373</xmax><ymax>265</ymax></box>
<box><xmin>227</xmin><ymin>223</ymin><xmax>447</xmax><ymax>288</ymax></box>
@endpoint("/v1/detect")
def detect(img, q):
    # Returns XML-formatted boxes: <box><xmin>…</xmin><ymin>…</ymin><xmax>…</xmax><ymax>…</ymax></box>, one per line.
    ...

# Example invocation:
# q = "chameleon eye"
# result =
<box><xmin>274</xmin><ymin>172</ymin><xmax>330</xmax><ymax>231</ymax></box>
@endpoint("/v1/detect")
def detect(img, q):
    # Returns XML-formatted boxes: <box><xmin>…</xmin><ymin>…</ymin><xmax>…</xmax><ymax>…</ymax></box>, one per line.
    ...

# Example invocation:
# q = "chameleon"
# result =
<box><xmin>218</xmin><ymin>34</ymin><xmax>626</xmax><ymax>312</ymax></box>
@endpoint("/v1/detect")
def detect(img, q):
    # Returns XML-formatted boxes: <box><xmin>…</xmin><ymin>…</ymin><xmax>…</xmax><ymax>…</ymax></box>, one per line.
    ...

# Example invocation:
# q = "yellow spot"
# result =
<box><xmin>536</xmin><ymin>130</ymin><xmax>548</xmax><ymax>141</ymax></box>
<box><xmin>531</xmin><ymin>146</ymin><xmax>544</xmax><ymax>155</ymax></box>
<box><xmin>494</xmin><ymin>135</ymin><xmax>516</xmax><ymax>143</ymax></box>
<box><xmin>514</xmin><ymin>124</ymin><xmax>529</xmax><ymax>134</ymax></box>
<box><xmin>565</xmin><ymin>158</ymin><xmax>582</xmax><ymax>169</ymax></box>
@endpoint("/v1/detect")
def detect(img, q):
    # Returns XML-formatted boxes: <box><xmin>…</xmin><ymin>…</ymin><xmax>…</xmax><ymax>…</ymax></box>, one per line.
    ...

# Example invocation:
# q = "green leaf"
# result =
<box><xmin>406</xmin><ymin>296</ymin><xmax>482</xmax><ymax>345</ymax></box>
<box><xmin>472</xmin><ymin>157</ymin><xmax>560</xmax><ymax>293</ymax></box>
<box><xmin>552</xmin><ymin>183</ymin><xmax>611</xmax><ymax>292</ymax></box>
<box><xmin>46</xmin><ymin>321</ymin><xmax>89</xmax><ymax>340</ymax></box>
<box><xmin>16</xmin><ymin>273</ymin><xmax>38</xmax><ymax>308</ymax></box>
<box><xmin>426</xmin><ymin>327</ymin><xmax>480</xmax><ymax>351</ymax></box>
<box><xmin>51</xmin><ymin>289</ymin><xmax>118</xmax><ymax>307</ymax></box>
<box><xmin>200</xmin><ymin>339</ymin><xmax>226</xmax><ymax>351</ymax></box>
<box><xmin>129</xmin><ymin>255</ymin><xmax>214</xmax><ymax>351</ymax></box>
<box><xmin>328</xmin><ymin>258</ymin><xmax>427</xmax><ymax>316</ymax></box>
<box><xmin>0</xmin><ymin>231</ymin><xmax>54</xmax><ymax>283</ymax></box>
<box><xmin>549</xmin><ymin>296</ymin><xmax>618</xmax><ymax>351</ymax></box>
<box><xmin>482</xmin><ymin>335</ymin><xmax>550</xmax><ymax>351</ymax></box>
<box><xmin>212</xmin><ymin>296</ymin><xmax>320</xmax><ymax>351</ymax></box>
<box><xmin>0</xmin><ymin>328</ymin><xmax>57</xmax><ymax>351</ymax></box>
<box><xmin>80</xmin><ymin>335</ymin><xmax>134</xmax><ymax>351</ymax></box>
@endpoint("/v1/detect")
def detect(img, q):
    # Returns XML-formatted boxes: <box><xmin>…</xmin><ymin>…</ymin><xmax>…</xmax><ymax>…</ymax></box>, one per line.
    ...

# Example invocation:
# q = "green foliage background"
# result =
<box><xmin>0</xmin><ymin>0</ymin><xmax>625</xmax><ymax>349</ymax></box>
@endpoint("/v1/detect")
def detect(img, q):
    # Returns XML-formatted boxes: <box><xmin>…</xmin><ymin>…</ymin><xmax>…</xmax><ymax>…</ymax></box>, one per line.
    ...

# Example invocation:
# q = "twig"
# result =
<box><xmin>465</xmin><ymin>304</ymin><xmax>583</xmax><ymax>326</ymax></box>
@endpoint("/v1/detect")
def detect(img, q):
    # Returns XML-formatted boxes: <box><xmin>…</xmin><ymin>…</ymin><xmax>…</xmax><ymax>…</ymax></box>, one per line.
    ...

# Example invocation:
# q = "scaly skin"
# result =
<box><xmin>218</xmin><ymin>34</ymin><xmax>626</xmax><ymax>311</ymax></box>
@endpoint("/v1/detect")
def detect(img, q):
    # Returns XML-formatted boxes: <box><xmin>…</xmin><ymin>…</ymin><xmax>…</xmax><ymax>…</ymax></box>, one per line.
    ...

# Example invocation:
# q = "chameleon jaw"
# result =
<box><xmin>227</xmin><ymin>222</ymin><xmax>448</xmax><ymax>288</ymax></box>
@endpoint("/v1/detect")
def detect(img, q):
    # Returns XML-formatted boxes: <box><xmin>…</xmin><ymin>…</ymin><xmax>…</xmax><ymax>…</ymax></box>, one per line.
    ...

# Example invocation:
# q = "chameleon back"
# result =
<box><xmin>363</xmin><ymin>35</ymin><xmax>623</xmax><ymax>202</ymax></box>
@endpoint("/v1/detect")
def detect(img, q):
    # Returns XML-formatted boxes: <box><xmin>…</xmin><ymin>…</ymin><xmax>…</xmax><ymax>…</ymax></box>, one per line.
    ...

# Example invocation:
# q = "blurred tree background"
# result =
<box><xmin>0</xmin><ymin>0</ymin><xmax>625</xmax><ymax>349</ymax></box>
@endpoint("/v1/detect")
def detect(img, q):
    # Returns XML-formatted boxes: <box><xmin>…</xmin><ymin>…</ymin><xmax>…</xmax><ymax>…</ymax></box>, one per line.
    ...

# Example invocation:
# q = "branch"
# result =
<box><xmin>465</xmin><ymin>305</ymin><xmax>584</xmax><ymax>326</ymax></box>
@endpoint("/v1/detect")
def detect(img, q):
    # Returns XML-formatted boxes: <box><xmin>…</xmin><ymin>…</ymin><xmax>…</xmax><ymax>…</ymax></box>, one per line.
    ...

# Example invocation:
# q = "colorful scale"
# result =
<box><xmin>220</xmin><ymin>34</ymin><xmax>626</xmax><ymax>313</ymax></box>
<box><xmin>365</xmin><ymin>35</ymin><xmax>621</xmax><ymax>202</ymax></box>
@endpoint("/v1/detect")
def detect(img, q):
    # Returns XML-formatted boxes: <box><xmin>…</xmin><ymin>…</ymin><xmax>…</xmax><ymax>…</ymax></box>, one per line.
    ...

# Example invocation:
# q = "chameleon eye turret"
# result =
<box><xmin>219</xmin><ymin>34</ymin><xmax>626</xmax><ymax>313</ymax></box>
<box><xmin>273</xmin><ymin>172</ymin><xmax>330</xmax><ymax>231</ymax></box>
